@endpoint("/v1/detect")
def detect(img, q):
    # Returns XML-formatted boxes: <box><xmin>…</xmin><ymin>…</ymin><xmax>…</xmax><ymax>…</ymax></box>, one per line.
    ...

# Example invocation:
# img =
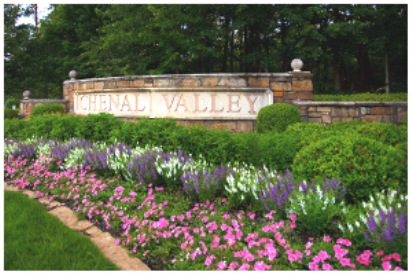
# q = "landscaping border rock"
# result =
<box><xmin>4</xmin><ymin>181</ymin><xmax>150</xmax><ymax>271</ymax></box>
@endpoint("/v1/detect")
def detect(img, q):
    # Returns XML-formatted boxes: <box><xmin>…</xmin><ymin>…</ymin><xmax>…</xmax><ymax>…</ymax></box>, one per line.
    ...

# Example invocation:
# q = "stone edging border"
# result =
<box><xmin>4</xmin><ymin>181</ymin><xmax>151</xmax><ymax>271</ymax></box>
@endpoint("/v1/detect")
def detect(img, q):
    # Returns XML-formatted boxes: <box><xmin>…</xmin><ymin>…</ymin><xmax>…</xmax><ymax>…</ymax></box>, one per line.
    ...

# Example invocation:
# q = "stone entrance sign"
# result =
<box><xmin>62</xmin><ymin>71</ymin><xmax>313</xmax><ymax>131</ymax></box>
<box><xmin>74</xmin><ymin>88</ymin><xmax>272</xmax><ymax>120</ymax></box>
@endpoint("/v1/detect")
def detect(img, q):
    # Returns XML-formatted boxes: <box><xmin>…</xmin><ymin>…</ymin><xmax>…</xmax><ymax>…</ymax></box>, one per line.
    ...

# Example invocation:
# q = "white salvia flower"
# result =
<box><xmin>338</xmin><ymin>223</ymin><xmax>345</xmax><ymax>232</ymax></box>
<box><xmin>359</xmin><ymin>214</ymin><xmax>367</xmax><ymax>224</ymax></box>
<box><xmin>347</xmin><ymin>223</ymin><xmax>353</xmax><ymax>233</ymax></box>
<box><xmin>355</xmin><ymin>221</ymin><xmax>360</xmax><ymax>228</ymax></box>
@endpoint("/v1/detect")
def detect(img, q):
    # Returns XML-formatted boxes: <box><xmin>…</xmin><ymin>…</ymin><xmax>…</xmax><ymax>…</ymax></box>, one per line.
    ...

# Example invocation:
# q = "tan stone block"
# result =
<box><xmin>292</xmin><ymin>80</ymin><xmax>313</xmax><ymax>92</ymax></box>
<box><xmin>273</xmin><ymin>91</ymin><xmax>284</xmax><ymax>97</ymax></box>
<box><xmin>237</xmin><ymin>121</ymin><xmax>254</xmax><ymax>132</ymax></box>
<box><xmin>332</xmin><ymin>117</ymin><xmax>342</xmax><ymax>123</ymax></box>
<box><xmin>144</xmin><ymin>79</ymin><xmax>154</xmax><ymax>87</ymax></box>
<box><xmin>248</xmin><ymin>77</ymin><xmax>269</xmax><ymax>87</ymax></box>
<box><xmin>317</xmin><ymin>107</ymin><xmax>332</xmax><ymax>113</ymax></box>
<box><xmin>93</xmin><ymin>82</ymin><xmax>105</xmax><ymax>90</ymax></box>
<box><xmin>21</xmin><ymin>189</ymin><xmax>38</xmax><ymax>199</ymax></box>
<box><xmin>154</xmin><ymin>79</ymin><xmax>171</xmax><ymax>87</ymax></box>
<box><xmin>285</xmin><ymin>92</ymin><xmax>298</xmax><ymax>100</ymax></box>
<box><xmin>86</xmin><ymin>82</ymin><xmax>95</xmax><ymax>89</ymax></box>
<box><xmin>332</xmin><ymin>108</ymin><xmax>341</xmax><ymax>117</ymax></box>
<box><xmin>342</xmin><ymin>117</ymin><xmax>356</xmax><ymax>122</ymax></box>
<box><xmin>104</xmin><ymin>81</ymin><xmax>116</xmax><ymax>89</ymax></box>
<box><xmin>349</xmin><ymin>108</ymin><xmax>359</xmax><ymax>117</ymax></box>
<box><xmin>131</xmin><ymin>79</ymin><xmax>145</xmax><ymax>87</ymax></box>
<box><xmin>361</xmin><ymin>115</ymin><xmax>381</xmax><ymax>122</ymax></box>
<box><xmin>201</xmin><ymin>77</ymin><xmax>219</xmax><ymax>87</ymax></box>
<box><xmin>270</xmin><ymin>82</ymin><xmax>291</xmax><ymax>92</ymax></box>
<box><xmin>321</xmin><ymin>114</ymin><xmax>332</xmax><ymax>124</ymax></box>
<box><xmin>308</xmin><ymin>117</ymin><xmax>322</xmax><ymax>123</ymax></box>
<box><xmin>307</xmin><ymin>107</ymin><xmax>317</xmax><ymax>112</ymax></box>
<box><xmin>370</xmin><ymin>107</ymin><xmax>394</xmax><ymax>115</ymax></box>
<box><xmin>308</xmin><ymin>112</ymin><xmax>321</xmax><ymax>118</ymax></box>
<box><xmin>273</xmin><ymin>97</ymin><xmax>284</xmax><ymax>103</ymax></box>
<box><xmin>116</xmin><ymin>80</ymin><xmax>131</xmax><ymax>88</ymax></box>
<box><xmin>217</xmin><ymin>78</ymin><xmax>247</xmax><ymax>87</ymax></box>
<box><xmin>79</xmin><ymin>83</ymin><xmax>88</xmax><ymax>90</ymax></box>
<box><xmin>297</xmin><ymin>91</ymin><xmax>313</xmax><ymax>100</ymax></box>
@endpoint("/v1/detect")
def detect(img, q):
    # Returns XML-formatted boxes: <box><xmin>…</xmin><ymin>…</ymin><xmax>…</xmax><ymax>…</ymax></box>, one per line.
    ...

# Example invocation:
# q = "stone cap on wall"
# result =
<box><xmin>63</xmin><ymin>72</ymin><xmax>312</xmax><ymax>84</ymax></box>
<box><xmin>293</xmin><ymin>101</ymin><xmax>407</xmax><ymax>107</ymax></box>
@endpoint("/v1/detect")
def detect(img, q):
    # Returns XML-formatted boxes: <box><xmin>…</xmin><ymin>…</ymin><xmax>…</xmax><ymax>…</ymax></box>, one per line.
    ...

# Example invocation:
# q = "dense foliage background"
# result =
<box><xmin>4</xmin><ymin>4</ymin><xmax>407</xmax><ymax>99</ymax></box>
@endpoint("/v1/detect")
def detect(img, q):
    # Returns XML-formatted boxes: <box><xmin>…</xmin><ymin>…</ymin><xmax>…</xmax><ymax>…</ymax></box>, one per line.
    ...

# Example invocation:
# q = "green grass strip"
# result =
<box><xmin>313</xmin><ymin>92</ymin><xmax>407</xmax><ymax>102</ymax></box>
<box><xmin>4</xmin><ymin>190</ymin><xmax>119</xmax><ymax>270</ymax></box>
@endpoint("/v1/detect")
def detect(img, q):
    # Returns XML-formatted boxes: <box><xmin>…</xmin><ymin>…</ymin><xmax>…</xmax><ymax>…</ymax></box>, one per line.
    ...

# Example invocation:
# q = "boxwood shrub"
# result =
<box><xmin>292</xmin><ymin>135</ymin><xmax>406</xmax><ymax>203</ymax></box>
<box><xmin>31</xmin><ymin>103</ymin><xmax>66</xmax><ymax>116</ymax></box>
<box><xmin>256</xmin><ymin>103</ymin><xmax>301</xmax><ymax>133</ymax></box>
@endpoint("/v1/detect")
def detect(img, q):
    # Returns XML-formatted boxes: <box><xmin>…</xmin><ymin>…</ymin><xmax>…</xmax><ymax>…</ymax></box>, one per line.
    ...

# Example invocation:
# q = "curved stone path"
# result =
<box><xmin>4</xmin><ymin>181</ymin><xmax>150</xmax><ymax>271</ymax></box>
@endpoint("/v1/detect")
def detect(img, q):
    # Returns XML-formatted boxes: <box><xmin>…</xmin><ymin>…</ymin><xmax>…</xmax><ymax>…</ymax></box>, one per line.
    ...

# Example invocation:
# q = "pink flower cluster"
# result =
<box><xmin>4</xmin><ymin>154</ymin><xmax>406</xmax><ymax>271</ymax></box>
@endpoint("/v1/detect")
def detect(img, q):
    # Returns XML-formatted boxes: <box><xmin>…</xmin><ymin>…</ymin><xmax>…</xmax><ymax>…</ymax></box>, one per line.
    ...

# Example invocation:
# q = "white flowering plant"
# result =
<box><xmin>287</xmin><ymin>184</ymin><xmax>345</xmax><ymax>236</ymax></box>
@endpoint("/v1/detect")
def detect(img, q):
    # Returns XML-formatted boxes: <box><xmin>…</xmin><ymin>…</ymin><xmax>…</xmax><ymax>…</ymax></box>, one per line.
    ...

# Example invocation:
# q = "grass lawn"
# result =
<box><xmin>4</xmin><ymin>190</ymin><xmax>119</xmax><ymax>270</ymax></box>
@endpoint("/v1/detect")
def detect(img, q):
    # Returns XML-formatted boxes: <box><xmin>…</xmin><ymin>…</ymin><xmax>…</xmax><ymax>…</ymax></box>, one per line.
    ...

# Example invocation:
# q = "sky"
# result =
<box><xmin>16</xmin><ymin>4</ymin><xmax>53</xmax><ymax>26</ymax></box>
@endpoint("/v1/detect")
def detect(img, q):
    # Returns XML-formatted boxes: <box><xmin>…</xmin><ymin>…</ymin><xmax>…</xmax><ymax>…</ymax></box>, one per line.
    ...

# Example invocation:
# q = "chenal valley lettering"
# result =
<box><xmin>77</xmin><ymin>93</ymin><xmax>260</xmax><ymax>114</ymax></box>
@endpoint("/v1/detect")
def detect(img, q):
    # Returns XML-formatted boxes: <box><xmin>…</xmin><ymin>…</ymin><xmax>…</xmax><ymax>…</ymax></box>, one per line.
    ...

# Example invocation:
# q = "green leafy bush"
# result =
<box><xmin>76</xmin><ymin>113</ymin><xmax>121</xmax><ymax>142</ymax></box>
<box><xmin>256</xmin><ymin>103</ymin><xmax>301</xmax><ymax>133</ymax></box>
<box><xmin>4</xmin><ymin>119</ymin><xmax>28</xmax><ymax>139</ymax></box>
<box><xmin>5</xmin><ymin>97</ymin><xmax>20</xmax><ymax>109</ymax></box>
<box><xmin>287</xmin><ymin>184</ymin><xmax>345</xmax><ymax>237</ymax></box>
<box><xmin>327</xmin><ymin>121</ymin><xmax>407</xmax><ymax>146</ymax></box>
<box><xmin>292</xmin><ymin>135</ymin><xmax>406</xmax><ymax>203</ymax></box>
<box><xmin>31</xmin><ymin>103</ymin><xmax>66</xmax><ymax>116</ymax></box>
<box><xmin>4</xmin><ymin>108</ymin><xmax>19</xmax><ymax>119</ymax></box>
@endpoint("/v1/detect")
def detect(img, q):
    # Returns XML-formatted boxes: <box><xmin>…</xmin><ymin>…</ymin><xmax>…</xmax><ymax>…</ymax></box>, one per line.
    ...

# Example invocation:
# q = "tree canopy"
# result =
<box><xmin>4</xmin><ymin>4</ymin><xmax>407</xmax><ymax>99</ymax></box>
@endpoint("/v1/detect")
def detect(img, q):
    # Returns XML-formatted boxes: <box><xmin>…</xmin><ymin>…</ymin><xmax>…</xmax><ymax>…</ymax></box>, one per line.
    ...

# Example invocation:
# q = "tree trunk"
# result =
<box><xmin>385</xmin><ymin>52</ymin><xmax>390</xmax><ymax>93</ymax></box>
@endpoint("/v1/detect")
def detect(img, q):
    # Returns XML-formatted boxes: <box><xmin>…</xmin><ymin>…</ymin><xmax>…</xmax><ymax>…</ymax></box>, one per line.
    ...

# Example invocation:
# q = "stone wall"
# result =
<box><xmin>59</xmin><ymin>72</ymin><xmax>313</xmax><ymax>132</ymax></box>
<box><xmin>19</xmin><ymin>99</ymin><xmax>69</xmax><ymax>118</ymax></box>
<box><xmin>293</xmin><ymin>101</ymin><xmax>407</xmax><ymax>125</ymax></box>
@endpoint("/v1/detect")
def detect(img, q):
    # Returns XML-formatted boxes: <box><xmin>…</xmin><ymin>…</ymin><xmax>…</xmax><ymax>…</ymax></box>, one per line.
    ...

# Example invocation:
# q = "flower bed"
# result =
<box><xmin>4</xmin><ymin>138</ymin><xmax>407</xmax><ymax>270</ymax></box>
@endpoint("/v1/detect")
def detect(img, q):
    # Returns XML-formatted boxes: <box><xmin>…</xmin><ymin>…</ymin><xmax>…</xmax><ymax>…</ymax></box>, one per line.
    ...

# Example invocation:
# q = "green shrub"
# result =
<box><xmin>76</xmin><ymin>113</ymin><xmax>121</xmax><ymax>142</ymax></box>
<box><xmin>4</xmin><ymin>119</ymin><xmax>28</xmax><ymax>140</ymax></box>
<box><xmin>4</xmin><ymin>108</ymin><xmax>19</xmax><ymax>119</ymax></box>
<box><xmin>327</xmin><ymin>121</ymin><xmax>407</xmax><ymax>146</ymax></box>
<box><xmin>292</xmin><ymin>135</ymin><xmax>406</xmax><ymax>203</ymax></box>
<box><xmin>256</xmin><ymin>103</ymin><xmax>301</xmax><ymax>133</ymax></box>
<box><xmin>31</xmin><ymin>103</ymin><xmax>66</xmax><ymax>116</ymax></box>
<box><xmin>5</xmin><ymin>97</ymin><xmax>20</xmax><ymax>109</ymax></box>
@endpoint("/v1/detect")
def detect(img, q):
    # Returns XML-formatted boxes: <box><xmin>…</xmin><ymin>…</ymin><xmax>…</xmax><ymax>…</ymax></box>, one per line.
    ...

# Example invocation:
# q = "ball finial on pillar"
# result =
<box><xmin>69</xmin><ymin>70</ymin><xmax>77</xmax><ymax>80</ymax></box>
<box><xmin>291</xmin><ymin>59</ymin><xmax>303</xmax><ymax>72</ymax></box>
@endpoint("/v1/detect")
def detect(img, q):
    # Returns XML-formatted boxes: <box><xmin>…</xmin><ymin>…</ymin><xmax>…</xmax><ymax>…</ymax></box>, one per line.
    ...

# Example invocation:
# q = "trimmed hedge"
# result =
<box><xmin>313</xmin><ymin>92</ymin><xmax>407</xmax><ymax>102</ymax></box>
<box><xmin>292</xmin><ymin>135</ymin><xmax>406</xmax><ymax>203</ymax></box>
<box><xmin>4</xmin><ymin>113</ymin><xmax>407</xmax><ymax>182</ymax></box>
<box><xmin>256</xmin><ymin>103</ymin><xmax>301</xmax><ymax>133</ymax></box>
<box><xmin>31</xmin><ymin>103</ymin><xmax>66</xmax><ymax>116</ymax></box>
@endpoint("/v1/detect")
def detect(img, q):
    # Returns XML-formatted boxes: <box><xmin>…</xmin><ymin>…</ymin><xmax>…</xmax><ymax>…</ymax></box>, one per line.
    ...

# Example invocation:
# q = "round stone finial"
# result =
<box><xmin>23</xmin><ymin>90</ymin><xmax>30</xmax><ymax>100</ymax></box>
<box><xmin>69</xmin><ymin>70</ymin><xmax>77</xmax><ymax>80</ymax></box>
<box><xmin>291</xmin><ymin>58</ymin><xmax>303</xmax><ymax>72</ymax></box>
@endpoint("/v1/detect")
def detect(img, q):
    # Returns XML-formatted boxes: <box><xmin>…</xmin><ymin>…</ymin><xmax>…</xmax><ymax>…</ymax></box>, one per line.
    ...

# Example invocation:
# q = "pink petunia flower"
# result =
<box><xmin>222</xmin><ymin>213</ymin><xmax>230</xmax><ymax>219</ymax></box>
<box><xmin>217</xmin><ymin>261</ymin><xmax>227</xmax><ymax>270</ymax></box>
<box><xmin>228</xmin><ymin>261</ymin><xmax>239</xmax><ymax>270</ymax></box>
<box><xmin>323</xmin><ymin>236</ymin><xmax>332</xmax><ymax>243</ymax></box>
<box><xmin>336</xmin><ymin>238</ymin><xmax>352</xmax><ymax>247</ymax></box>
<box><xmin>382</xmin><ymin>261</ymin><xmax>392</xmax><ymax>271</ymax></box>
<box><xmin>308</xmin><ymin>262</ymin><xmax>319</xmax><ymax>271</ymax></box>
<box><xmin>204</xmin><ymin>255</ymin><xmax>216</xmax><ymax>266</ymax></box>
<box><xmin>322</xmin><ymin>263</ymin><xmax>334</xmax><ymax>271</ymax></box>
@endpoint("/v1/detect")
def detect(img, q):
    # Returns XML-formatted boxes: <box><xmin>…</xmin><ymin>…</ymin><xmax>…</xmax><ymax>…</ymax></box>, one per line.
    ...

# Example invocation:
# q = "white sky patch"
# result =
<box><xmin>16</xmin><ymin>4</ymin><xmax>53</xmax><ymax>26</ymax></box>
